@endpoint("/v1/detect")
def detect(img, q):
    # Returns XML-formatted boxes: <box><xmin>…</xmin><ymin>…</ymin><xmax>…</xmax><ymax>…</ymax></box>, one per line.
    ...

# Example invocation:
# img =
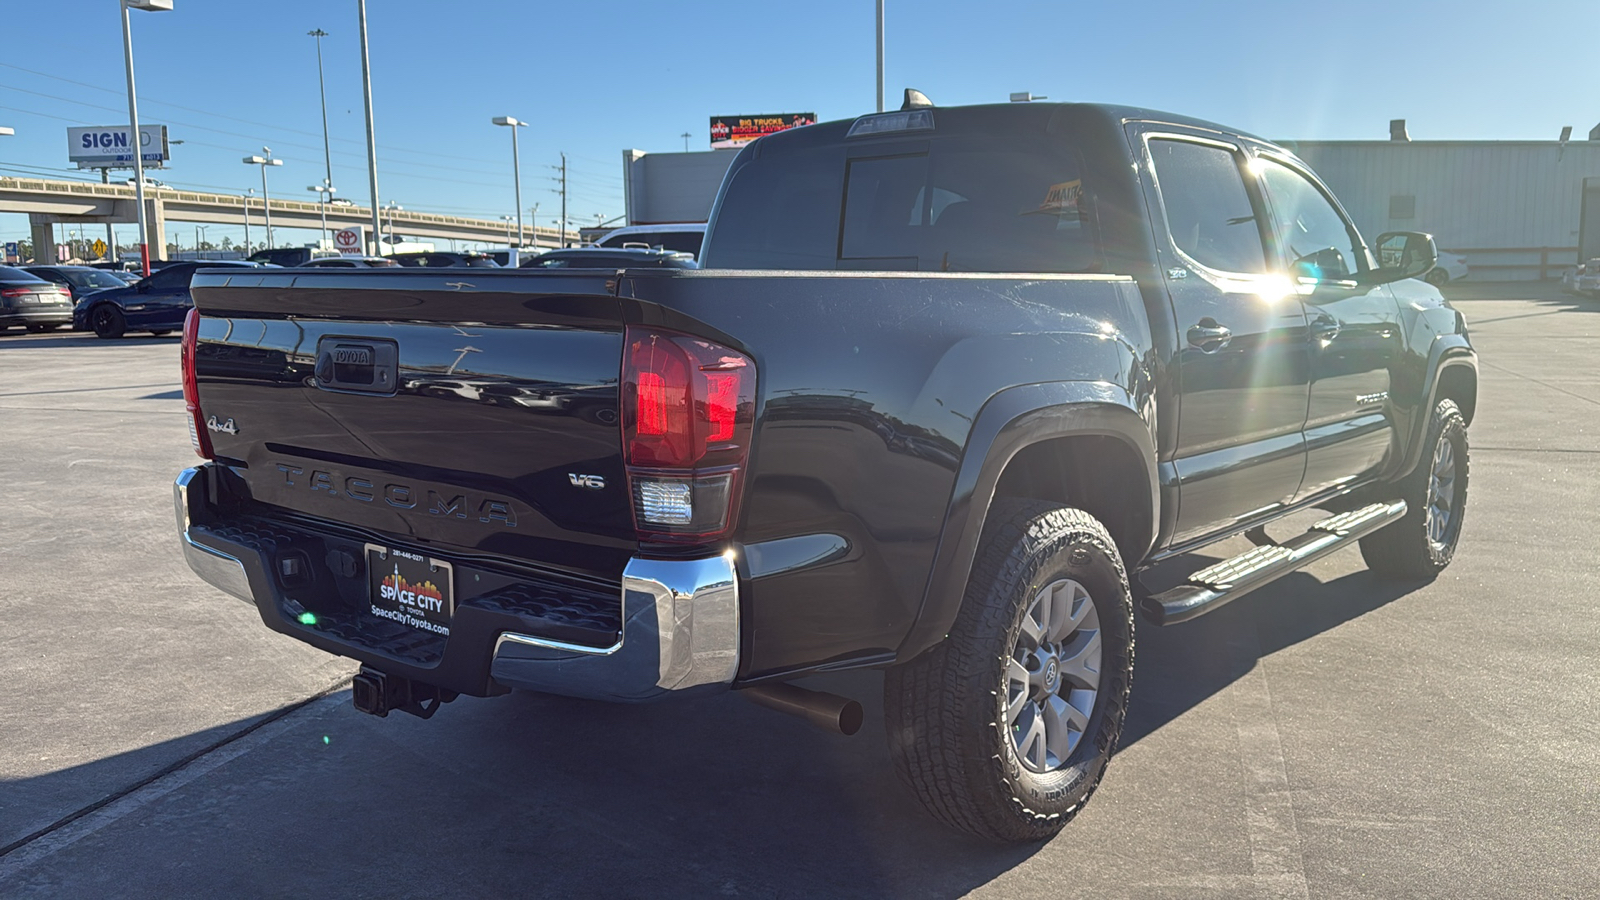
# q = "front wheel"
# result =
<box><xmin>1360</xmin><ymin>398</ymin><xmax>1469</xmax><ymax>578</ymax></box>
<box><xmin>91</xmin><ymin>305</ymin><xmax>126</xmax><ymax>340</ymax></box>
<box><xmin>884</xmin><ymin>501</ymin><xmax>1134</xmax><ymax>843</ymax></box>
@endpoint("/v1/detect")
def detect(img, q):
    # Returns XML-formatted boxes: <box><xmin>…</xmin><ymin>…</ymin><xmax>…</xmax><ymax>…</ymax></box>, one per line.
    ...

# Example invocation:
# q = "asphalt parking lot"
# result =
<box><xmin>1</xmin><ymin>283</ymin><xmax>1597</xmax><ymax>899</ymax></box>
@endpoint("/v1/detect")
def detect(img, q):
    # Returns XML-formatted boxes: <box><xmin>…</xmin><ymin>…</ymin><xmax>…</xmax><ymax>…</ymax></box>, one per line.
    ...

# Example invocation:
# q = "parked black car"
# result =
<box><xmin>0</xmin><ymin>265</ymin><xmax>73</xmax><ymax>333</ymax></box>
<box><xmin>519</xmin><ymin>247</ymin><xmax>698</xmax><ymax>269</ymax></box>
<box><xmin>74</xmin><ymin>260</ymin><xmax>262</xmax><ymax>339</ymax></box>
<box><xmin>385</xmin><ymin>251</ymin><xmax>498</xmax><ymax>268</ymax></box>
<box><xmin>22</xmin><ymin>265</ymin><xmax>132</xmax><ymax>302</ymax></box>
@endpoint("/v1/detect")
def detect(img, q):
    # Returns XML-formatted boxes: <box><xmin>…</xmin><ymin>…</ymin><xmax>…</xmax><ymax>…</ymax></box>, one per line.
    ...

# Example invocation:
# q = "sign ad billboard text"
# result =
<box><xmin>709</xmin><ymin>113</ymin><xmax>816</xmax><ymax>149</ymax></box>
<box><xmin>66</xmin><ymin>125</ymin><xmax>170</xmax><ymax>169</ymax></box>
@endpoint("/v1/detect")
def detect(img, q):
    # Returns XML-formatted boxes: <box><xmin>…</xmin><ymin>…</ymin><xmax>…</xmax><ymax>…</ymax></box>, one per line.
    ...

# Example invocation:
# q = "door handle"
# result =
<box><xmin>1186</xmin><ymin>318</ymin><xmax>1232</xmax><ymax>353</ymax></box>
<box><xmin>1310</xmin><ymin>315</ymin><xmax>1340</xmax><ymax>344</ymax></box>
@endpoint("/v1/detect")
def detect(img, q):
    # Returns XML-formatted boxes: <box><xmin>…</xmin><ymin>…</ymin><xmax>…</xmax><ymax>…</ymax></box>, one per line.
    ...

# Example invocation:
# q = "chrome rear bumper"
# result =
<box><xmin>174</xmin><ymin>464</ymin><xmax>739</xmax><ymax>701</ymax></box>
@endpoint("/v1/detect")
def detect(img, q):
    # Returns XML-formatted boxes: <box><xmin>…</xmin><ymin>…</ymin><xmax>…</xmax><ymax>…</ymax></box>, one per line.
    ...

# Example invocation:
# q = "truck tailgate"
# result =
<box><xmin>190</xmin><ymin>269</ymin><xmax>635</xmax><ymax>581</ymax></box>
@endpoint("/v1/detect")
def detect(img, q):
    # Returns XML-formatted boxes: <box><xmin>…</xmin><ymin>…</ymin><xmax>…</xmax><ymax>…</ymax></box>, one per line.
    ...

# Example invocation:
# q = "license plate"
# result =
<box><xmin>366</xmin><ymin>544</ymin><xmax>454</xmax><ymax>635</ymax></box>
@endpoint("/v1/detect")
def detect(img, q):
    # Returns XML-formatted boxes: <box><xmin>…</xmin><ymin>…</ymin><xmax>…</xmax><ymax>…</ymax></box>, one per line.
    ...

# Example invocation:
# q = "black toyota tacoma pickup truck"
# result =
<box><xmin>174</xmin><ymin>98</ymin><xmax>1476</xmax><ymax>843</ymax></box>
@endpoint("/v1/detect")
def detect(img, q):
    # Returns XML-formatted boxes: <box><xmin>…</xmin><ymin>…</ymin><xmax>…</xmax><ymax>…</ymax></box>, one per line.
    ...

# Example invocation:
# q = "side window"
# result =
<box><xmin>148</xmin><ymin>266</ymin><xmax>191</xmax><ymax>289</ymax></box>
<box><xmin>1148</xmin><ymin>139</ymin><xmax>1267</xmax><ymax>274</ymax></box>
<box><xmin>840</xmin><ymin>154</ymin><xmax>928</xmax><ymax>260</ymax></box>
<box><xmin>1256</xmin><ymin>158</ymin><xmax>1363</xmax><ymax>279</ymax></box>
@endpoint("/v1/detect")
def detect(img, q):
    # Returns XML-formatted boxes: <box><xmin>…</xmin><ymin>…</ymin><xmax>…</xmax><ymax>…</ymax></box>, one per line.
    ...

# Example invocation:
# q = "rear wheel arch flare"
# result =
<box><xmin>992</xmin><ymin>432</ymin><xmax>1154</xmax><ymax>567</ymax></box>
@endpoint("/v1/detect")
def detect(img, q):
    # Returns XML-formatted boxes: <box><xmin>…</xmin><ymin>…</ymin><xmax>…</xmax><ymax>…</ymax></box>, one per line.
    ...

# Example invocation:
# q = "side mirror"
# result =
<box><xmin>1371</xmin><ymin>231</ymin><xmax>1437</xmax><ymax>284</ymax></box>
<box><xmin>135</xmin><ymin>279</ymin><xmax>151</xmax><ymax>292</ymax></box>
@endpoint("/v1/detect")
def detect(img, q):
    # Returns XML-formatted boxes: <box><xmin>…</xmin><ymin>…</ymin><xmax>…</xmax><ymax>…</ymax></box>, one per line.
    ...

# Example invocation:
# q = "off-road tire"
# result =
<box><xmin>884</xmin><ymin>500</ymin><xmax>1134</xmax><ymax>843</ymax></box>
<box><xmin>1360</xmin><ymin>398</ymin><xmax>1469</xmax><ymax>579</ymax></box>
<box><xmin>91</xmin><ymin>305</ymin><xmax>126</xmax><ymax>340</ymax></box>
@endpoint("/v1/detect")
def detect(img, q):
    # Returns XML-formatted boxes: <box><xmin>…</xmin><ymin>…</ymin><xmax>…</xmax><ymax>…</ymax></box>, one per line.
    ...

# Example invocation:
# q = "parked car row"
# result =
<box><xmin>71</xmin><ymin>260</ymin><xmax>264</xmax><ymax>339</ymax></box>
<box><xmin>4</xmin><ymin>245</ymin><xmax>701</xmax><ymax>340</ymax></box>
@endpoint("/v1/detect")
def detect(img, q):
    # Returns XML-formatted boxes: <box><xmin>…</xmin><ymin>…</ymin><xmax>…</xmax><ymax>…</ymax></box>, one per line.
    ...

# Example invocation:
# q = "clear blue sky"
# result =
<box><xmin>1</xmin><ymin>0</ymin><xmax>1591</xmax><ymax>254</ymax></box>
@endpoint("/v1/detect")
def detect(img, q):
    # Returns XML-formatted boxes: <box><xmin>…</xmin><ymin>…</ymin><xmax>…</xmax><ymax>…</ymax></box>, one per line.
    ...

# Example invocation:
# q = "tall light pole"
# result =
<box><xmin>307</xmin><ymin>29</ymin><xmax>334</xmax><ymax>197</ymax></box>
<box><xmin>875</xmin><ymin>0</ymin><xmax>885</xmax><ymax>112</ymax></box>
<box><xmin>491</xmin><ymin>116</ymin><xmax>527</xmax><ymax>250</ymax></box>
<box><xmin>120</xmin><ymin>0</ymin><xmax>172</xmax><ymax>277</ymax></box>
<box><xmin>500</xmin><ymin>215</ymin><xmax>513</xmax><ymax>246</ymax></box>
<box><xmin>358</xmin><ymin>0</ymin><xmax>383</xmax><ymax>256</ymax></box>
<box><xmin>308</xmin><ymin>184</ymin><xmax>335</xmax><ymax>246</ymax></box>
<box><xmin>242</xmin><ymin>187</ymin><xmax>253</xmax><ymax>252</ymax></box>
<box><xmin>195</xmin><ymin>224</ymin><xmax>207</xmax><ymax>258</ymax></box>
<box><xmin>243</xmin><ymin>148</ymin><xmax>282</xmax><ymax>247</ymax></box>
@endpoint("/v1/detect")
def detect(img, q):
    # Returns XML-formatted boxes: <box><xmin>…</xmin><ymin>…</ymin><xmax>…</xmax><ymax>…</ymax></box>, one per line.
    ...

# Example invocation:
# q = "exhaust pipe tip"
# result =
<box><xmin>741</xmin><ymin>682</ymin><xmax>863</xmax><ymax>736</ymax></box>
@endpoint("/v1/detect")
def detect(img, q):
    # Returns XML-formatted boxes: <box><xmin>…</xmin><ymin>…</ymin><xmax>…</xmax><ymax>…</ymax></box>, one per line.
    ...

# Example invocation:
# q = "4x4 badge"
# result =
<box><xmin>206</xmin><ymin>416</ymin><xmax>239</xmax><ymax>436</ymax></box>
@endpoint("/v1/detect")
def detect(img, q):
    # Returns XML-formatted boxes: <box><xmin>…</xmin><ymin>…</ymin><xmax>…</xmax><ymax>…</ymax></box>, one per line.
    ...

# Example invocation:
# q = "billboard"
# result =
<box><xmin>66</xmin><ymin>125</ymin><xmax>170</xmax><ymax>169</ymax></box>
<box><xmin>709</xmin><ymin>113</ymin><xmax>816</xmax><ymax>149</ymax></box>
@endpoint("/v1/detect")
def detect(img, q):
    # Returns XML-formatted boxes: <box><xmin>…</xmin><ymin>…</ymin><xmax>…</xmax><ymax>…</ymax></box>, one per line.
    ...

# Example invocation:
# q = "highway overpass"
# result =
<box><xmin>1</xmin><ymin>176</ymin><xmax>566</xmax><ymax>261</ymax></box>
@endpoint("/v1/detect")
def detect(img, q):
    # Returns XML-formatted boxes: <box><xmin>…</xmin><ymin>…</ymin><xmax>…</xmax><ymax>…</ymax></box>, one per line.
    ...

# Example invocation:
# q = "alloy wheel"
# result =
<box><xmin>1425</xmin><ymin>435</ymin><xmax>1458</xmax><ymax>550</ymax></box>
<box><xmin>1005</xmin><ymin>578</ymin><xmax>1102</xmax><ymax>773</ymax></box>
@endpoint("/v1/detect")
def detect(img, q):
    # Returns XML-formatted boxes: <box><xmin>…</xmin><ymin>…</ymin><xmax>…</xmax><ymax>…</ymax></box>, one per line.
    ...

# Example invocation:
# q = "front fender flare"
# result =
<box><xmin>1398</xmin><ymin>335</ymin><xmax>1476</xmax><ymax>477</ymax></box>
<box><xmin>896</xmin><ymin>381</ymin><xmax>1157</xmax><ymax>661</ymax></box>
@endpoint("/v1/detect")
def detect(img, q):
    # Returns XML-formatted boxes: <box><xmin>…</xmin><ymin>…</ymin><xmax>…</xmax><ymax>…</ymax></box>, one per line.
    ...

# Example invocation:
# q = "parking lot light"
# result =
<box><xmin>243</xmin><ymin>150</ymin><xmax>283</xmax><ymax>248</ymax></box>
<box><xmin>121</xmin><ymin>0</ymin><xmax>172</xmax><ymax>277</ymax></box>
<box><xmin>308</xmin><ymin>183</ymin><xmax>336</xmax><ymax>247</ymax></box>
<box><xmin>383</xmin><ymin>200</ymin><xmax>401</xmax><ymax>250</ymax></box>
<box><xmin>492</xmin><ymin>116</ymin><xmax>527</xmax><ymax>251</ymax></box>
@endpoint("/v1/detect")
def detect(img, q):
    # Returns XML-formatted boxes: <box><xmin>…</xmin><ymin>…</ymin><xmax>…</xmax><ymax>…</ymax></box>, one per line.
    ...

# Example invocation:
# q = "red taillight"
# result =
<box><xmin>1</xmin><ymin>287</ymin><xmax>34</xmax><ymax>298</ymax></box>
<box><xmin>181</xmin><ymin>308</ymin><xmax>214</xmax><ymax>460</ymax></box>
<box><xmin>621</xmin><ymin>326</ymin><xmax>754</xmax><ymax>542</ymax></box>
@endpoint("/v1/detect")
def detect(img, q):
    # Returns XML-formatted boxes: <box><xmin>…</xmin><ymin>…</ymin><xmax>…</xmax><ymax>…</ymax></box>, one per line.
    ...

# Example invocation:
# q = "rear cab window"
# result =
<box><xmin>705</xmin><ymin>116</ymin><xmax>1103</xmax><ymax>273</ymax></box>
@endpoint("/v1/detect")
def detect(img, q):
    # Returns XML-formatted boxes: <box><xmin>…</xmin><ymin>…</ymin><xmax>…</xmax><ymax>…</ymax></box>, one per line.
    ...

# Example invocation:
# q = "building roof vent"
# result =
<box><xmin>1589</xmin><ymin>122</ymin><xmax>1600</xmax><ymax>142</ymax></box>
<box><xmin>1389</xmin><ymin>119</ymin><xmax>1410</xmax><ymax>142</ymax></box>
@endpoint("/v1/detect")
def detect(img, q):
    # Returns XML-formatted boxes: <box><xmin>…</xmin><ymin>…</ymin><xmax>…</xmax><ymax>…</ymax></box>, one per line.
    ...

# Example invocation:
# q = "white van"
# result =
<box><xmin>594</xmin><ymin>223</ymin><xmax>707</xmax><ymax>258</ymax></box>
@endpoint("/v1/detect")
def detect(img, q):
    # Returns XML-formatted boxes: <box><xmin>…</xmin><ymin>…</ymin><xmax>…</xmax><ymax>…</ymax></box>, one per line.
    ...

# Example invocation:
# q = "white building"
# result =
<box><xmin>1286</xmin><ymin>139</ymin><xmax>1600</xmax><ymax>280</ymax></box>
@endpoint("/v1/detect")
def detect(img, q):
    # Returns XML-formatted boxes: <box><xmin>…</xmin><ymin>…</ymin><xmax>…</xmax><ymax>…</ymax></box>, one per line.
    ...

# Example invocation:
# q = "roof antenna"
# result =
<box><xmin>901</xmin><ymin>88</ymin><xmax>934</xmax><ymax>110</ymax></box>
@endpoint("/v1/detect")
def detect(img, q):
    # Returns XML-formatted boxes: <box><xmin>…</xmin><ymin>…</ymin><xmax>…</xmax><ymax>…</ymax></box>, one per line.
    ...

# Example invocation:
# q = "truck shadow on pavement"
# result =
<box><xmin>0</xmin><ymin>567</ymin><xmax>1426</xmax><ymax>898</ymax></box>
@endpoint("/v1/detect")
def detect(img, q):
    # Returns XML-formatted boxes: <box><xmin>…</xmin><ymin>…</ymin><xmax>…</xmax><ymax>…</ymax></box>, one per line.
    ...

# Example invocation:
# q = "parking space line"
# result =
<box><xmin>1229</xmin><ymin>632</ymin><xmax>1311</xmax><ymax>900</ymax></box>
<box><xmin>0</xmin><ymin>680</ymin><xmax>348</xmax><ymax>883</ymax></box>
<box><xmin>1478</xmin><ymin>360</ymin><xmax>1600</xmax><ymax>408</ymax></box>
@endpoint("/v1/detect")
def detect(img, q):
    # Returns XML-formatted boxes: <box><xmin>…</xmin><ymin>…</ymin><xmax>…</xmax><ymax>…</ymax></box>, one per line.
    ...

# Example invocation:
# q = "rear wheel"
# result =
<box><xmin>885</xmin><ymin>500</ymin><xmax>1134</xmax><ymax>843</ymax></box>
<box><xmin>26</xmin><ymin>324</ymin><xmax>63</xmax><ymax>334</ymax></box>
<box><xmin>1425</xmin><ymin>268</ymin><xmax>1449</xmax><ymax>286</ymax></box>
<box><xmin>149</xmin><ymin>329</ymin><xmax>173</xmax><ymax>337</ymax></box>
<box><xmin>1360</xmin><ymin>398</ymin><xmax>1468</xmax><ymax>579</ymax></box>
<box><xmin>91</xmin><ymin>306</ymin><xmax>126</xmax><ymax>340</ymax></box>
